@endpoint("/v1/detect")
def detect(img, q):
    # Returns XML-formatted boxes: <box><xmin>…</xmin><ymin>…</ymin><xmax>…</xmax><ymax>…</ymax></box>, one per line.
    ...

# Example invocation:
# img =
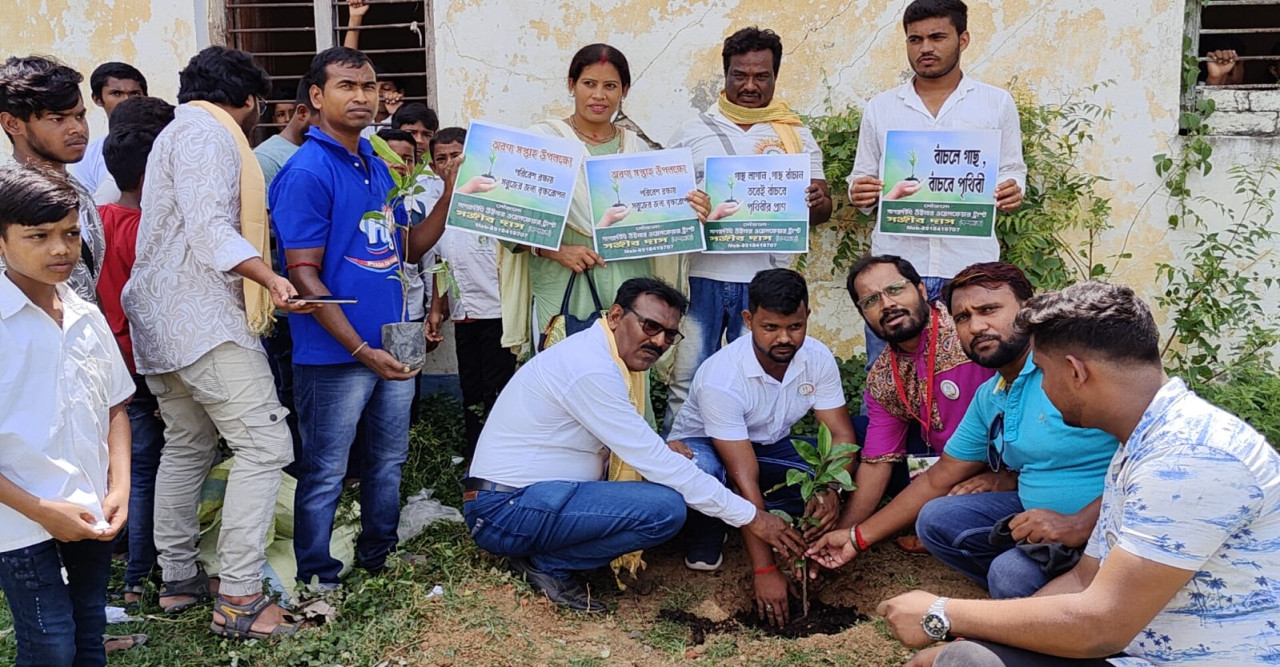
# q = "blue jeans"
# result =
<box><xmin>464</xmin><ymin>480</ymin><xmax>686</xmax><ymax>580</ymax></box>
<box><xmin>683</xmin><ymin>436</ymin><xmax>812</xmax><ymax>549</ymax></box>
<box><xmin>863</xmin><ymin>276</ymin><xmax>950</xmax><ymax>374</ymax></box>
<box><xmin>293</xmin><ymin>362</ymin><xmax>415</xmax><ymax>584</ymax></box>
<box><xmin>0</xmin><ymin>539</ymin><xmax>113</xmax><ymax>667</ymax></box>
<box><xmin>664</xmin><ymin>277</ymin><xmax>751</xmax><ymax>434</ymax></box>
<box><xmin>916</xmin><ymin>491</ymin><xmax>1050</xmax><ymax>599</ymax></box>
<box><xmin>124</xmin><ymin>374</ymin><xmax>165</xmax><ymax>587</ymax></box>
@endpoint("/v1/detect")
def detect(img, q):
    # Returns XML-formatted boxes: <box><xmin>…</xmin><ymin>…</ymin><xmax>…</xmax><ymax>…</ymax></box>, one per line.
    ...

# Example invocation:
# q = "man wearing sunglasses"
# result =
<box><xmin>464</xmin><ymin>277</ymin><xmax>805</xmax><ymax>612</ymax></box>
<box><xmin>666</xmin><ymin>269</ymin><xmax>857</xmax><ymax>628</ymax></box>
<box><xmin>808</xmin><ymin>262</ymin><xmax>1116</xmax><ymax>602</ymax></box>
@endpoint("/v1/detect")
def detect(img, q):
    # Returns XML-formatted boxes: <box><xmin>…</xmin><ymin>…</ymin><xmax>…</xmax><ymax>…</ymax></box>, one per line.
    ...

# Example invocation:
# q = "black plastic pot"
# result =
<box><xmin>381</xmin><ymin>321</ymin><xmax>427</xmax><ymax>371</ymax></box>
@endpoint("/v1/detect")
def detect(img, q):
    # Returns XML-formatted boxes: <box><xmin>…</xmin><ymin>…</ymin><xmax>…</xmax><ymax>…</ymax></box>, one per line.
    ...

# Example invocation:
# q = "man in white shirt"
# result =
<box><xmin>466</xmin><ymin>277</ymin><xmax>804</xmax><ymax>611</ymax></box>
<box><xmin>71</xmin><ymin>62</ymin><xmax>147</xmax><ymax>197</ymax></box>
<box><xmin>846</xmin><ymin>0</ymin><xmax>1027</xmax><ymax>369</ymax></box>
<box><xmin>669</xmin><ymin>268</ymin><xmax>856</xmax><ymax>627</ymax></box>
<box><xmin>665</xmin><ymin>27</ymin><xmax>833</xmax><ymax>433</ymax></box>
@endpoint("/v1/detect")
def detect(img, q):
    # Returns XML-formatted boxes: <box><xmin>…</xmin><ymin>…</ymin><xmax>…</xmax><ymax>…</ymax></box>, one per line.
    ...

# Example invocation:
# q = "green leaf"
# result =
<box><xmin>769</xmin><ymin>509</ymin><xmax>794</xmax><ymax>524</ymax></box>
<box><xmin>785</xmin><ymin>468</ymin><xmax>809</xmax><ymax>488</ymax></box>
<box><xmin>829</xmin><ymin>443</ymin><xmax>860</xmax><ymax>461</ymax></box>
<box><xmin>369</xmin><ymin>134</ymin><xmax>404</xmax><ymax>166</ymax></box>
<box><xmin>800</xmin><ymin>480</ymin><xmax>815</xmax><ymax>502</ymax></box>
<box><xmin>830</xmin><ymin>468</ymin><xmax>855</xmax><ymax>491</ymax></box>
<box><xmin>791</xmin><ymin>438</ymin><xmax>821</xmax><ymax>467</ymax></box>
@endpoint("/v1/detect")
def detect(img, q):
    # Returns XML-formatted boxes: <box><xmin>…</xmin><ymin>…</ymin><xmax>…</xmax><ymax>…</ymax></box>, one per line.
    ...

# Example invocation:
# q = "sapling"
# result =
<box><xmin>367</xmin><ymin>134</ymin><xmax>459</xmax><ymax>368</ymax></box>
<box><xmin>767</xmin><ymin>422</ymin><xmax>858</xmax><ymax>618</ymax></box>
<box><xmin>907</xmin><ymin>150</ymin><xmax>919</xmax><ymax>182</ymax></box>
<box><xmin>726</xmin><ymin>174</ymin><xmax>738</xmax><ymax>203</ymax></box>
<box><xmin>484</xmin><ymin>146</ymin><xmax>498</xmax><ymax>179</ymax></box>
<box><xmin>611</xmin><ymin>176</ymin><xmax>624</xmax><ymax>207</ymax></box>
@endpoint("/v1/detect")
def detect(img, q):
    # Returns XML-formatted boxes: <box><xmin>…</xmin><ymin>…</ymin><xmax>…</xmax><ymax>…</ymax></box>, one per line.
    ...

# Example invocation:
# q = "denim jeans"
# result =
<box><xmin>293</xmin><ymin>362</ymin><xmax>414</xmax><ymax>585</ymax></box>
<box><xmin>683</xmin><ymin>436</ymin><xmax>812</xmax><ymax>550</ymax></box>
<box><xmin>463</xmin><ymin>480</ymin><xmax>687</xmax><ymax>580</ymax></box>
<box><xmin>0</xmin><ymin>539</ymin><xmax>113</xmax><ymax>667</ymax></box>
<box><xmin>664</xmin><ymin>277</ymin><xmax>751</xmax><ymax>434</ymax></box>
<box><xmin>863</xmin><ymin>276</ymin><xmax>950</xmax><ymax>374</ymax></box>
<box><xmin>124</xmin><ymin>373</ymin><xmax>165</xmax><ymax>587</ymax></box>
<box><xmin>916</xmin><ymin>491</ymin><xmax>1051</xmax><ymax>599</ymax></box>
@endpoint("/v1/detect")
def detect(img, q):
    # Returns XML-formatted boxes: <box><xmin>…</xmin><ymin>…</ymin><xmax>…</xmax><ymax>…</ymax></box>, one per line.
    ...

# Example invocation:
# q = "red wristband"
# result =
<box><xmin>854</xmin><ymin>524</ymin><xmax>869</xmax><ymax>552</ymax></box>
<box><xmin>285</xmin><ymin>261</ymin><xmax>321</xmax><ymax>271</ymax></box>
<box><xmin>753</xmin><ymin>565</ymin><xmax>777</xmax><ymax>575</ymax></box>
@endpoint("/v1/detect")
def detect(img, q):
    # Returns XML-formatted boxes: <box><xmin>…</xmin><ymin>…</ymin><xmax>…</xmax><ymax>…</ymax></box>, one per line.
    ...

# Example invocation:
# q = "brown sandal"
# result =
<box><xmin>210</xmin><ymin>594</ymin><xmax>300</xmax><ymax>640</ymax></box>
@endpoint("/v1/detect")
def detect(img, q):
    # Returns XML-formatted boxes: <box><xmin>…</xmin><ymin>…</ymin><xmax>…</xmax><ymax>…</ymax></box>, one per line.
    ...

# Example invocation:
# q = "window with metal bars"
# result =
<box><xmin>224</xmin><ymin>0</ymin><xmax>436</xmax><ymax>144</ymax></box>
<box><xmin>1186</xmin><ymin>0</ymin><xmax>1280</xmax><ymax>135</ymax></box>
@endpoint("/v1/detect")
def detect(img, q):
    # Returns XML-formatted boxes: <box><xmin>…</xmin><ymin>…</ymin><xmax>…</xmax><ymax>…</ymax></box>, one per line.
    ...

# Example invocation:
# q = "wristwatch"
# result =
<box><xmin>921</xmin><ymin>596</ymin><xmax>951</xmax><ymax>641</ymax></box>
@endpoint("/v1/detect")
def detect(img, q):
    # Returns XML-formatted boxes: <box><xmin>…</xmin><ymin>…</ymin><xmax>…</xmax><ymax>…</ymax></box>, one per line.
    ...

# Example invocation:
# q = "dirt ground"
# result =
<box><xmin>399</xmin><ymin>532</ymin><xmax>986</xmax><ymax>666</ymax></box>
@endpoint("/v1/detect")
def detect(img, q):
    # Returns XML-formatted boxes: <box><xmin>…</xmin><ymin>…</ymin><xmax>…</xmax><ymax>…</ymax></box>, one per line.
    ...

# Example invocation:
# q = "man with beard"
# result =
<box><xmin>0</xmin><ymin>56</ymin><xmax>104</xmax><ymax>302</ymax></box>
<box><xmin>666</xmin><ymin>269</ymin><xmax>856</xmax><ymax>627</ymax></box>
<box><xmin>466</xmin><ymin>278</ymin><xmax>804</xmax><ymax>612</ymax></box>
<box><xmin>841</xmin><ymin>255</ymin><xmax>994</xmax><ymax>535</ymax></box>
<box><xmin>846</xmin><ymin>0</ymin><xmax>1026</xmax><ymax>370</ymax></box>
<box><xmin>810</xmin><ymin>263</ymin><xmax>1117</xmax><ymax>601</ymax></box>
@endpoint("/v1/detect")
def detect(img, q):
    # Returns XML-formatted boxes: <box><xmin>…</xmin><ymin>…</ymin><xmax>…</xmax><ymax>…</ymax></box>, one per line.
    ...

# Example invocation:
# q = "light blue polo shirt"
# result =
<box><xmin>944</xmin><ymin>353</ymin><xmax>1118</xmax><ymax>514</ymax></box>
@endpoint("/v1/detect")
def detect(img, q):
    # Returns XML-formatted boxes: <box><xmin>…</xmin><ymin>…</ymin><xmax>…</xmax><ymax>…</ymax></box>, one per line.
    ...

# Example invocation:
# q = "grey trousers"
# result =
<box><xmin>935</xmin><ymin>640</ymin><xmax>1123</xmax><ymax>666</ymax></box>
<box><xmin>147</xmin><ymin>342</ymin><xmax>293</xmax><ymax>597</ymax></box>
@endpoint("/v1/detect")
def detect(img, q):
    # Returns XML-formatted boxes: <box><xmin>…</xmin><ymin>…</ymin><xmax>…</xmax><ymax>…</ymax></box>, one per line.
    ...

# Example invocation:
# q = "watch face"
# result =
<box><xmin>922</xmin><ymin>613</ymin><xmax>948</xmax><ymax>640</ymax></box>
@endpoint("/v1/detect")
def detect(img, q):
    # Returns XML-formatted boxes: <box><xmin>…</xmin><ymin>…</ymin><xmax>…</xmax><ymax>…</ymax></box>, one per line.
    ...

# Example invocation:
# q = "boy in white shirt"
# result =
<box><xmin>0</xmin><ymin>164</ymin><xmax>134</xmax><ymax>666</ymax></box>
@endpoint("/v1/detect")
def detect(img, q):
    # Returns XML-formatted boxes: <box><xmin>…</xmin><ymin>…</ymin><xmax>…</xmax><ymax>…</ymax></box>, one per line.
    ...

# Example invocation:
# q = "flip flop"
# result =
<box><xmin>894</xmin><ymin>535</ymin><xmax>931</xmax><ymax>555</ymax></box>
<box><xmin>103</xmin><ymin>634</ymin><xmax>148</xmax><ymax>653</ymax></box>
<box><xmin>210</xmin><ymin>594</ymin><xmax>300</xmax><ymax>640</ymax></box>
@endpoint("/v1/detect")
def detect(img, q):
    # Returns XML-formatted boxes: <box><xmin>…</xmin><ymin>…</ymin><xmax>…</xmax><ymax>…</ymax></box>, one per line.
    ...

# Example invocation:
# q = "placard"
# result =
<box><xmin>876</xmin><ymin>129</ymin><xmax>1000</xmax><ymax>238</ymax></box>
<box><xmin>703</xmin><ymin>154</ymin><xmax>810</xmax><ymax>253</ymax></box>
<box><xmin>445</xmin><ymin>120</ymin><xmax>582</xmax><ymax>250</ymax></box>
<box><xmin>585</xmin><ymin>148</ymin><xmax>703</xmax><ymax>261</ymax></box>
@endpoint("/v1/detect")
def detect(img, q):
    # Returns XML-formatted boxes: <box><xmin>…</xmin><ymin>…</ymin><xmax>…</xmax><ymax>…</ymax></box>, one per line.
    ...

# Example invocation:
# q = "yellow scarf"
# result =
<box><xmin>187</xmin><ymin>101</ymin><xmax>274</xmax><ymax>337</ymax></box>
<box><xmin>598</xmin><ymin>318</ymin><xmax>648</xmax><ymax>588</ymax></box>
<box><xmin>717</xmin><ymin>91</ymin><xmax>804</xmax><ymax>154</ymax></box>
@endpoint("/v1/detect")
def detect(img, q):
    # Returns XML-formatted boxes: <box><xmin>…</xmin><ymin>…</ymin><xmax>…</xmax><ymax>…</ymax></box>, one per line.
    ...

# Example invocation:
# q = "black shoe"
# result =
<box><xmin>508</xmin><ymin>557</ymin><xmax>605</xmax><ymax>612</ymax></box>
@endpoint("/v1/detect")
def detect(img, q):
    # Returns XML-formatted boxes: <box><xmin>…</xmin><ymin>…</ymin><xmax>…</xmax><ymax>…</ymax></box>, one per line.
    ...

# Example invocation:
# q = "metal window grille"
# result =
<box><xmin>1189</xmin><ymin>0</ymin><xmax>1280</xmax><ymax>91</ymax></box>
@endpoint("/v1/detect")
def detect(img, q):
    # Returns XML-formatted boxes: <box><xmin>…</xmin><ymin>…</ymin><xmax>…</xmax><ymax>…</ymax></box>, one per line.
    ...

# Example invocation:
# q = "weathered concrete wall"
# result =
<box><xmin>2</xmin><ymin>0</ymin><xmax>200</xmax><ymax>151</ymax></box>
<box><xmin>433</xmin><ymin>0</ymin><xmax>1277</xmax><ymax>359</ymax></box>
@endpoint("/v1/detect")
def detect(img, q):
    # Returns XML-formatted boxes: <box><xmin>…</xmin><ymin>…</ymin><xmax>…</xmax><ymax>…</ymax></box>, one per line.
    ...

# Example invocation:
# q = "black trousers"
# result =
<box><xmin>455</xmin><ymin>318</ymin><xmax>517</xmax><ymax>457</ymax></box>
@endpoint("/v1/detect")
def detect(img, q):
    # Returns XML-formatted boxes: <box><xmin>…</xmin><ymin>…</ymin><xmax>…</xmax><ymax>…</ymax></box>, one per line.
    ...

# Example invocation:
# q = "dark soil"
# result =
<box><xmin>659</xmin><ymin>598</ymin><xmax>868</xmax><ymax>643</ymax></box>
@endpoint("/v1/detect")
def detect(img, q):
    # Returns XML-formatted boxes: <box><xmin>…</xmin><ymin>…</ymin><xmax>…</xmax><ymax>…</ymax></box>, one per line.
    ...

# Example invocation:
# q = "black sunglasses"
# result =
<box><xmin>986</xmin><ymin>412</ymin><xmax>1007</xmax><ymax>473</ymax></box>
<box><xmin>625</xmin><ymin>308</ymin><xmax>684</xmax><ymax>345</ymax></box>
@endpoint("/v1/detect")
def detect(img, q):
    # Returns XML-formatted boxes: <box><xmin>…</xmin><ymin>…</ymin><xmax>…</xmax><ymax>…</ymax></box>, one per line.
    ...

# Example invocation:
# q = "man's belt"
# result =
<box><xmin>462</xmin><ymin>477</ymin><xmax>520</xmax><ymax>501</ymax></box>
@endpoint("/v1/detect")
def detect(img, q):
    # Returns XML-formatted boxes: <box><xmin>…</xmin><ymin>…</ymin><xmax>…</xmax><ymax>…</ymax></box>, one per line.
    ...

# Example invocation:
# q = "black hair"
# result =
<box><xmin>614</xmin><ymin>277</ymin><xmax>689</xmax><ymax>315</ymax></box>
<box><xmin>903</xmin><ymin>0</ymin><xmax>968</xmax><ymax>34</ymax></box>
<box><xmin>0</xmin><ymin>163</ymin><xmax>79</xmax><ymax>236</ymax></box>
<box><xmin>307</xmin><ymin>46</ymin><xmax>373</xmax><ymax>90</ymax></box>
<box><xmin>391</xmin><ymin>103</ymin><xmax>438</xmax><ymax>131</ymax></box>
<box><xmin>0</xmin><ymin>56</ymin><xmax>84</xmax><ymax>128</ymax></box>
<box><xmin>722</xmin><ymin>27</ymin><xmax>783</xmax><ymax>75</ymax></box>
<box><xmin>1016</xmin><ymin>282</ymin><xmax>1161</xmax><ymax>365</ymax></box>
<box><xmin>748</xmin><ymin>268</ymin><xmax>809</xmax><ymax>315</ymax></box>
<box><xmin>429</xmin><ymin>126</ymin><xmax>466</xmax><ymax>156</ymax></box>
<box><xmin>107</xmin><ymin>96</ymin><xmax>175</xmax><ymax>132</ymax></box>
<box><xmin>568</xmin><ymin>43</ymin><xmax>632</xmax><ymax>89</ymax></box>
<box><xmin>943</xmin><ymin>261</ymin><xmax>1034</xmax><ymax>311</ymax></box>
<box><xmin>177</xmin><ymin>46</ymin><xmax>271</xmax><ymax>106</ymax></box>
<box><xmin>845</xmin><ymin>254</ymin><xmax>924</xmax><ymax>307</ymax></box>
<box><xmin>89</xmin><ymin>62</ymin><xmax>147</xmax><ymax>100</ymax></box>
<box><xmin>294</xmin><ymin>75</ymin><xmax>316</xmax><ymax>111</ymax></box>
<box><xmin>100</xmin><ymin>97</ymin><xmax>174</xmax><ymax>193</ymax></box>
<box><xmin>373</xmin><ymin>63</ymin><xmax>403</xmax><ymax>91</ymax></box>
<box><xmin>376</xmin><ymin>128</ymin><xmax>416</xmax><ymax>151</ymax></box>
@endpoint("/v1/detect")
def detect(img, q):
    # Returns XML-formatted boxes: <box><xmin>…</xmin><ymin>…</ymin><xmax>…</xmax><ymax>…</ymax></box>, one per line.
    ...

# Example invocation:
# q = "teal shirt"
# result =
<box><xmin>943</xmin><ymin>353</ymin><xmax>1118</xmax><ymax>514</ymax></box>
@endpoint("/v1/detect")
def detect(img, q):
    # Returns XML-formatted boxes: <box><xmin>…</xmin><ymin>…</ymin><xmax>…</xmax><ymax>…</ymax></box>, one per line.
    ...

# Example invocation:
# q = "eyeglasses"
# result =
<box><xmin>857</xmin><ymin>279</ymin><xmax>911</xmax><ymax>312</ymax></box>
<box><xmin>625</xmin><ymin>308</ymin><xmax>684</xmax><ymax>345</ymax></box>
<box><xmin>986</xmin><ymin>412</ymin><xmax>1006</xmax><ymax>472</ymax></box>
<box><xmin>254</xmin><ymin>95</ymin><xmax>268</xmax><ymax>114</ymax></box>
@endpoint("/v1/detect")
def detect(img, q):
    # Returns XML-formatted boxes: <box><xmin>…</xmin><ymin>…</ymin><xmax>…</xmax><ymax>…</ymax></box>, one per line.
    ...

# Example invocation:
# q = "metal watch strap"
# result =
<box><xmin>922</xmin><ymin>596</ymin><xmax>951</xmax><ymax>641</ymax></box>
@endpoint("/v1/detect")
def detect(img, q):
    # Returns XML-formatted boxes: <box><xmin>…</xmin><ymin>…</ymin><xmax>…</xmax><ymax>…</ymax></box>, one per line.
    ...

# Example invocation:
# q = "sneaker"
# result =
<box><xmin>508</xmin><ymin>557</ymin><xmax>605</xmax><ymax>612</ymax></box>
<box><xmin>684</xmin><ymin>534</ymin><xmax>725</xmax><ymax>572</ymax></box>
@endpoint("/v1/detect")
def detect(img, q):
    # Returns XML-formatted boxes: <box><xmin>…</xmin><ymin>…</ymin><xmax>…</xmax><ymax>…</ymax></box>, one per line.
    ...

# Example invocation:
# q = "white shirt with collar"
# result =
<box><xmin>426</xmin><ymin>228</ymin><xmax>501</xmax><ymax>321</ymax></box>
<box><xmin>0</xmin><ymin>275</ymin><xmax>134</xmax><ymax>552</ymax></box>
<box><xmin>668</xmin><ymin>105</ymin><xmax>826</xmax><ymax>284</ymax></box>
<box><xmin>668</xmin><ymin>333</ymin><xmax>846</xmax><ymax>445</ymax></box>
<box><xmin>849</xmin><ymin>74</ymin><xmax>1027</xmax><ymax>279</ymax></box>
<box><xmin>122</xmin><ymin>105</ymin><xmax>264</xmax><ymax>375</ymax></box>
<box><xmin>469</xmin><ymin>323</ymin><xmax>759</xmax><ymax>527</ymax></box>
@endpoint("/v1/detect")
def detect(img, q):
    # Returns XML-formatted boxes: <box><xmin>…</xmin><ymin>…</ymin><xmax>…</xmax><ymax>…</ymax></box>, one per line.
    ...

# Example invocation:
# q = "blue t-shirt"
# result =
<box><xmin>944</xmin><ymin>353</ymin><xmax>1118</xmax><ymax>514</ymax></box>
<box><xmin>269</xmin><ymin>127</ymin><xmax>407</xmax><ymax>365</ymax></box>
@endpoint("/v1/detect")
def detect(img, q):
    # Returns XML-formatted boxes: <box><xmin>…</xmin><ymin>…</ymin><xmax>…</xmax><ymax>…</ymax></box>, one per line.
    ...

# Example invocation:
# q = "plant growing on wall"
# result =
<box><xmin>767</xmin><ymin>423</ymin><xmax>858</xmax><ymax>618</ymax></box>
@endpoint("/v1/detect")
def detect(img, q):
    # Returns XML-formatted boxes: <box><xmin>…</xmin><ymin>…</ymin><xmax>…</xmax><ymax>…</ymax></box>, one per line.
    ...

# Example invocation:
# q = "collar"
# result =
<box><xmin>896</xmin><ymin>73</ymin><xmax>977</xmax><ymax>115</ymax></box>
<box><xmin>1126</xmin><ymin>378</ymin><xmax>1190</xmax><ymax>445</ymax></box>
<box><xmin>994</xmin><ymin>349</ymin><xmax>1037</xmax><ymax>392</ymax></box>
<box><xmin>741</xmin><ymin>338</ymin><xmax>809</xmax><ymax>386</ymax></box>
<box><xmin>305</xmin><ymin>126</ymin><xmax>375</xmax><ymax>161</ymax></box>
<box><xmin>0</xmin><ymin>273</ymin><xmax>83</xmax><ymax>325</ymax></box>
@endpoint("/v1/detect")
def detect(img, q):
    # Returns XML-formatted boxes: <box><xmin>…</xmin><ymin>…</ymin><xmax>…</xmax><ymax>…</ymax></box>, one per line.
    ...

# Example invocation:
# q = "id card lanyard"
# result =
<box><xmin>890</xmin><ymin>308</ymin><xmax>940</xmax><ymax>452</ymax></box>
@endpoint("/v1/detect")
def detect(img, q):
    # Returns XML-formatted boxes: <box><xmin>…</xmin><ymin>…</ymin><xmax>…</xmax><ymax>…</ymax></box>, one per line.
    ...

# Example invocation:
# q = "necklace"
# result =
<box><xmin>568</xmin><ymin>114</ymin><xmax>618</xmax><ymax>144</ymax></box>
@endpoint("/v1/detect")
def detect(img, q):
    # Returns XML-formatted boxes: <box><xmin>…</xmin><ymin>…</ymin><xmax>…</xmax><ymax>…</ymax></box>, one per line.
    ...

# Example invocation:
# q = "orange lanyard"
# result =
<box><xmin>890</xmin><ymin>309</ymin><xmax>939</xmax><ymax>449</ymax></box>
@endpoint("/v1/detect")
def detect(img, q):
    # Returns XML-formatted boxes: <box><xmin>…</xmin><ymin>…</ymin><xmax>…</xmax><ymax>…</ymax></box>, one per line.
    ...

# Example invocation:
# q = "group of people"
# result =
<box><xmin>0</xmin><ymin>0</ymin><xmax>1276</xmax><ymax>666</ymax></box>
